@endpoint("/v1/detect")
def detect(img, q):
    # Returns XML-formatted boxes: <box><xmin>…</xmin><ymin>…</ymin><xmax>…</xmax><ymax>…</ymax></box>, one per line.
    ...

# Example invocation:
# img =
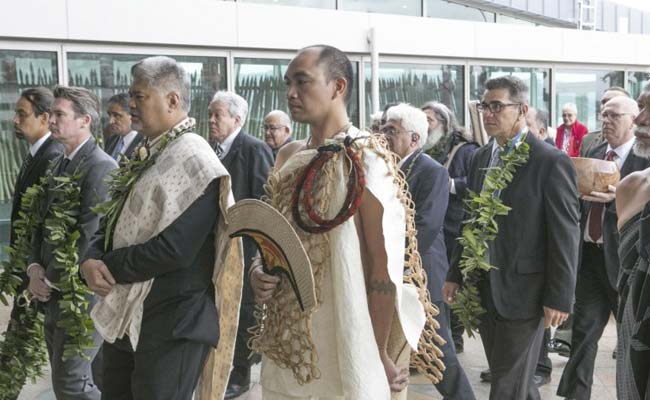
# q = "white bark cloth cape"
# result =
<box><xmin>255</xmin><ymin>127</ymin><xmax>427</xmax><ymax>400</ymax></box>
<box><xmin>90</xmin><ymin>120</ymin><xmax>244</xmax><ymax>400</ymax></box>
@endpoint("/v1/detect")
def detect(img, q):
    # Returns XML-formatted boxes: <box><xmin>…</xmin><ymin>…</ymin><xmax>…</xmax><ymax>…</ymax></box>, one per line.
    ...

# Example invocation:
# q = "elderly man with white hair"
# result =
<box><xmin>382</xmin><ymin>103</ymin><xmax>476</xmax><ymax>400</ymax></box>
<box><xmin>262</xmin><ymin>109</ymin><xmax>293</xmax><ymax>159</ymax></box>
<box><xmin>555</xmin><ymin>102</ymin><xmax>588</xmax><ymax>157</ymax></box>
<box><xmin>208</xmin><ymin>90</ymin><xmax>273</xmax><ymax>399</ymax></box>
<box><xmin>558</xmin><ymin>96</ymin><xmax>650</xmax><ymax>400</ymax></box>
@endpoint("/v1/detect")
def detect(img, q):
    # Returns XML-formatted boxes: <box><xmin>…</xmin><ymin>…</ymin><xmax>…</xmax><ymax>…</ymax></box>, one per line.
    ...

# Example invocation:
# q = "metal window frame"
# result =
<box><xmin>0</xmin><ymin>40</ymin><xmax>65</xmax><ymax>85</ymax></box>
<box><xmin>61</xmin><ymin>43</ymin><xmax>230</xmax><ymax>88</ymax></box>
<box><xmin>3</xmin><ymin>40</ymin><xmax>650</xmax><ymax>132</ymax></box>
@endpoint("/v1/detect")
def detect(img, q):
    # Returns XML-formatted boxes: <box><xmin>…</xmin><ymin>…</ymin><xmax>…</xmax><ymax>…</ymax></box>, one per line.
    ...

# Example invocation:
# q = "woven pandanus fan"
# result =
<box><xmin>225</xmin><ymin>199</ymin><xmax>316</xmax><ymax>313</ymax></box>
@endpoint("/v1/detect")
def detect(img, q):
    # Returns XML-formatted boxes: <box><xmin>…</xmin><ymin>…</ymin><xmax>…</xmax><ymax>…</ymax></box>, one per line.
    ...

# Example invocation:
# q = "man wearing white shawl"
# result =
<box><xmin>81</xmin><ymin>56</ymin><xmax>243</xmax><ymax>400</ymax></box>
<box><xmin>249</xmin><ymin>45</ymin><xmax>439</xmax><ymax>400</ymax></box>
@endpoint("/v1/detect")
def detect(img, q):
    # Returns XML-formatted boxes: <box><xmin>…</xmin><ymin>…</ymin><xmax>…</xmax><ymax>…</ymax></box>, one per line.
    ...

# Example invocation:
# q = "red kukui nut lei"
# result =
<box><xmin>292</xmin><ymin>136</ymin><xmax>366</xmax><ymax>234</ymax></box>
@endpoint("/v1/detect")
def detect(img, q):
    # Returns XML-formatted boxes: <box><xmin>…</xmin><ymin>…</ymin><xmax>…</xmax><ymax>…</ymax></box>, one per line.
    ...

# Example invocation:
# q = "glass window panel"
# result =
<box><xmin>0</xmin><ymin>49</ymin><xmax>58</xmax><ymax>260</ymax></box>
<box><xmin>555</xmin><ymin>69</ymin><xmax>624</xmax><ymax>132</ymax></box>
<box><xmin>342</xmin><ymin>0</ymin><xmax>421</xmax><ymax>16</ymax></box>
<box><xmin>470</xmin><ymin>65</ymin><xmax>550</xmax><ymax>115</ymax></box>
<box><xmin>426</xmin><ymin>0</ymin><xmax>495</xmax><ymax>22</ymax></box>
<box><xmin>364</xmin><ymin>62</ymin><xmax>464</xmax><ymax>127</ymax></box>
<box><xmin>67</xmin><ymin>52</ymin><xmax>227</xmax><ymax>139</ymax></box>
<box><xmin>234</xmin><ymin>57</ymin><xmax>359</xmax><ymax>140</ymax></box>
<box><xmin>238</xmin><ymin>0</ymin><xmax>335</xmax><ymax>8</ymax></box>
<box><xmin>628</xmin><ymin>71</ymin><xmax>650</xmax><ymax>100</ymax></box>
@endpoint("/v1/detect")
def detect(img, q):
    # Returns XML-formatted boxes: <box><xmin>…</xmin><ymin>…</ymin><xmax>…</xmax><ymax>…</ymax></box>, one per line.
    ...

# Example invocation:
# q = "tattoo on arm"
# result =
<box><xmin>367</xmin><ymin>279</ymin><xmax>396</xmax><ymax>295</ymax></box>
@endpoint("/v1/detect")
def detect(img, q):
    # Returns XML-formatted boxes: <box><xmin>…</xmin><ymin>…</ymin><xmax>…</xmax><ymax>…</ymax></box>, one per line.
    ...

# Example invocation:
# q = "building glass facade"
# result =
<box><xmin>469</xmin><ymin>65</ymin><xmax>550</xmax><ymax>115</ymax></box>
<box><xmin>364</xmin><ymin>62</ymin><xmax>464</xmax><ymax>126</ymax></box>
<box><xmin>555</xmin><ymin>69</ymin><xmax>625</xmax><ymax>131</ymax></box>
<box><xmin>67</xmin><ymin>52</ymin><xmax>227</xmax><ymax>139</ymax></box>
<box><xmin>0</xmin><ymin>49</ymin><xmax>58</xmax><ymax>259</ymax></box>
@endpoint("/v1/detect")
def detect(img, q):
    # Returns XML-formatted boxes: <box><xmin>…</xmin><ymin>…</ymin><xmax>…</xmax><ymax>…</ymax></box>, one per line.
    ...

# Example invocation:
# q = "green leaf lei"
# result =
<box><xmin>0</xmin><ymin>179</ymin><xmax>48</xmax><ymax>399</ymax></box>
<box><xmin>94</xmin><ymin>118</ymin><xmax>196</xmax><ymax>252</ymax></box>
<box><xmin>45</xmin><ymin>170</ymin><xmax>97</xmax><ymax>361</ymax></box>
<box><xmin>450</xmin><ymin>133</ymin><xmax>530</xmax><ymax>336</ymax></box>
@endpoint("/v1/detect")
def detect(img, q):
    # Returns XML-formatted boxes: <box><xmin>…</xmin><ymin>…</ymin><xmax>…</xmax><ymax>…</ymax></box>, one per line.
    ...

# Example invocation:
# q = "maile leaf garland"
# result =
<box><xmin>450</xmin><ymin>133</ymin><xmax>530</xmax><ymax>336</ymax></box>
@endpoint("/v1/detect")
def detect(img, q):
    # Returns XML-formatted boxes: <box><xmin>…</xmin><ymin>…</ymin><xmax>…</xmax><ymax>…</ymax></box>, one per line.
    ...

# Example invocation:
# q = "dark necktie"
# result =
<box><xmin>215</xmin><ymin>143</ymin><xmax>224</xmax><ymax>159</ymax></box>
<box><xmin>112</xmin><ymin>137</ymin><xmax>124</xmax><ymax>160</ymax></box>
<box><xmin>587</xmin><ymin>150</ymin><xmax>616</xmax><ymax>242</ymax></box>
<box><xmin>58</xmin><ymin>157</ymin><xmax>71</xmax><ymax>175</ymax></box>
<box><xmin>17</xmin><ymin>152</ymin><xmax>33</xmax><ymax>183</ymax></box>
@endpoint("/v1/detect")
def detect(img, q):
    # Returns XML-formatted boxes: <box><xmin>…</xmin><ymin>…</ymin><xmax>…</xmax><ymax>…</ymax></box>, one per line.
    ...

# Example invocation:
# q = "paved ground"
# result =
<box><xmin>1</xmin><ymin>302</ymin><xmax>617</xmax><ymax>399</ymax></box>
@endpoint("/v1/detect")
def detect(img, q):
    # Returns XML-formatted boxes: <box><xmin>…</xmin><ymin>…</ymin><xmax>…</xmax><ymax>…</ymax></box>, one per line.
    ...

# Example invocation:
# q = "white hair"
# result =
<box><xmin>385</xmin><ymin>103</ymin><xmax>429</xmax><ymax>148</ymax></box>
<box><xmin>131</xmin><ymin>56</ymin><xmax>191</xmax><ymax>112</ymax></box>
<box><xmin>211</xmin><ymin>91</ymin><xmax>249</xmax><ymax>122</ymax></box>
<box><xmin>562</xmin><ymin>102</ymin><xmax>578</xmax><ymax>114</ymax></box>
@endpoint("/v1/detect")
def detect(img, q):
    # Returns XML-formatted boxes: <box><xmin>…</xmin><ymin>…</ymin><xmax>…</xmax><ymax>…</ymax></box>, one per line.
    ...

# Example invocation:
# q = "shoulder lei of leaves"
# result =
<box><xmin>450</xmin><ymin>133</ymin><xmax>530</xmax><ymax>336</ymax></box>
<box><xmin>0</xmin><ymin>177</ymin><xmax>48</xmax><ymax>399</ymax></box>
<box><xmin>93</xmin><ymin>118</ymin><xmax>195</xmax><ymax>252</ymax></box>
<box><xmin>45</xmin><ymin>167</ymin><xmax>96</xmax><ymax>361</ymax></box>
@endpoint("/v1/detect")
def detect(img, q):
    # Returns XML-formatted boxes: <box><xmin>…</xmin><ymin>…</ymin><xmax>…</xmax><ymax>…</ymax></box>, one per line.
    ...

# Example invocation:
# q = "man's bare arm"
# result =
<box><xmin>357</xmin><ymin>189</ymin><xmax>408</xmax><ymax>392</ymax></box>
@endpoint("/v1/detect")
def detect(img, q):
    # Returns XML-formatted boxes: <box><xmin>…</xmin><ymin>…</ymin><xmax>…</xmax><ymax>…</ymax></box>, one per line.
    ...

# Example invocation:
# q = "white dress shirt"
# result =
<box><xmin>30</xmin><ymin>132</ymin><xmax>51</xmax><ymax>156</ymax></box>
<box><xmin>218</xmin><ymin>127</ymin><xmax>242</xmax><ymax>158</ymax></box>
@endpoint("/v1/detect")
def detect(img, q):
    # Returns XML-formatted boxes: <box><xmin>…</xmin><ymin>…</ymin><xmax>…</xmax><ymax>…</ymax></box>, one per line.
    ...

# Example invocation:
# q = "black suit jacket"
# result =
<box><xmin>581</xmin><ymin>141</ymin><xmax>650</xmax><ymax>289</ymax></box>
<box><xmin>104</xmin><ymin>132</ymin><xmax>144</xmax><ymax>160</ymax></box>
<box><xmin>30</xmin><ymin>137</ymin><xmax>118</xmax><ymax>288</ymax></box>
<box><xmin>448</xmin><ymin>133</ymin><xmax>580</xmax><ymax>319</ymax></box>
<box><xmin>85</xmin><ymin>181</ymin><xmax>222</xmax><ymax>351</ymax></box>
<box><xmin>10</xmin><ymin>136</ymin><xmax>63</xmax><ymax>245</ymax></box>
<box><xmin>441</xmin><ymin>135</ymin><xmax>479</xmax><ymax>261</ymax></box>
<box><xmin>220</xmin><ymin>130</ymin><xmax>273</xmax><ymax>269</ymax></box>
<box><xmin>402</xmin><ymin>152</ymin><xmax>450</xmax><ymax>302</ymax></box>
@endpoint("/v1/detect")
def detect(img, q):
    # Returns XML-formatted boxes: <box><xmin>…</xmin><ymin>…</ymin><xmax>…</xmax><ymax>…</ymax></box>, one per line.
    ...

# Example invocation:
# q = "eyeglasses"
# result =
<box><xmin>380</xmin><ymin>125</ymin><xmax>416</xmax><ymax>137</ymax></box>
<box><xmin>561</xmin><ymin>113</ymin><xmax>575</xmax><ymax>118</ymax></box>
<box><xmin>263</xmin><ymin>124</ymin><xmax>287</xmax><ymax>131</ymax></box>
<box><xmin>599</xmin><ymin>111</ymin><xmax>633</xmax><ymax>122</ymax></box>
<box><xmin>477</xmin><ymin>101</ymin><xmax>521</xmax><ymax>114</ymax></box>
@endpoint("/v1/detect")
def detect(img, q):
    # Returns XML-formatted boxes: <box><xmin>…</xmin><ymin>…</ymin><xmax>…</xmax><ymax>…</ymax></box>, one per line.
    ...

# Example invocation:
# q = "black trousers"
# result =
<box><xmin>101</xmin><ymin>337</ymin><xmax>210</xmax><ymax>400</ymax></box>
<box><xmin>479</xmin><ymin>281</ymin><xmax>545</xmax><ymax>400</ymax></box>
<box><xmin>536</xmin><ymin>328</ymin><xmax>552</xmax><ymax>377</ymax></box>
<box><xmin>433</xmin><ymin>301</ymin><xmax>476</xmax><ymax>400</ymax></box>
<box><xmin>557</xmin><ymin>242</ymin><xmax>618</xmax><ymax>400</ymax></box>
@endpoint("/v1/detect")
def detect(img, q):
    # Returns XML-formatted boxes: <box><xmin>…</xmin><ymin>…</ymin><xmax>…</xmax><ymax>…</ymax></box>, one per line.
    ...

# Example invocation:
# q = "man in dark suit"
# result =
<box><xmin>208</xmin><ymin>90</ymin><xmax>273</xmax><ymax>399</ymax></box>
<box><xmin>4</xmin><ymin>87</ymin><xmax>63</xmax><ymax>400</ymax></box>
<box><xmin>27</xmin><ymin>86</ymin><xmax>117</xmax><ymax>399</ymax></box>
<box><xmin>263</xmin><ymin>109</ymin><xmax>293</xmax><ymax>159</ymax></box>
<box><xmin>82</xmin><ymin>56</ymin><xmax>238</xmax><ymax>400</ymax></box>
<box><xmin>383</xmin><ymin>103</ymin><xmax>475</xmax><ymax>400</ymax></box>
<box><xmin>102</xmin><ymin>93</ymin><xmax>143</xmax><ymax>160</ymax></box>
<box><xmin>444</xmin><ymin>76</ymin><xmax>580</xmax><ymax>400</ymax></box>
<box><xmin>421</xmin><ymin>100</ymin><xmax>479</xmax><ymax>354</ymax></box>
<box><xmin>558</xmin><ymin>96</ymin><xmax>650</xmax><ymax>400</ymax></box>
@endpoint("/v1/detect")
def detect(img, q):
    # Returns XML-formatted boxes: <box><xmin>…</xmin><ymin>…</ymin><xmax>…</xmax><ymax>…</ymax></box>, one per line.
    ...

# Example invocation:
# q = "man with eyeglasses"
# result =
<box><xmin>383</xmin><ymin>103</ymin><xmax>475</xmax><ymax>400</ymax></box>
<box><xmin>558</xmin><ymin>96</ymin><xmax>650</xmax><ymax>400</ymax></box>
<box><xmin>443</xmin><ymin>75</ymin><xmax>580</xmax><ymax>400</ymax></box>
<box><xmin>580</xmin><ymin>86</ymin><xmax>631</xmax><ymax>157</ymax></box>
<box><xmin>556</xmin><ymin>103</ymin><xmax>588</xmax><ymax>157</ymax></box>
<box><xmin>263</xmin><ymin>109</ymin><xmax>293</xmax><ymax>159</ymax></box>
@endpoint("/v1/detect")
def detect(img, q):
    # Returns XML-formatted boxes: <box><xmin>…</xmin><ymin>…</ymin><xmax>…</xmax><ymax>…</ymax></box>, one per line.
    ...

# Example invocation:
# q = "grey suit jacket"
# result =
<box><xmin>30</xmin><ymin>137</ymin><xmax>117</xmax><ymax>288</ymax></box>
